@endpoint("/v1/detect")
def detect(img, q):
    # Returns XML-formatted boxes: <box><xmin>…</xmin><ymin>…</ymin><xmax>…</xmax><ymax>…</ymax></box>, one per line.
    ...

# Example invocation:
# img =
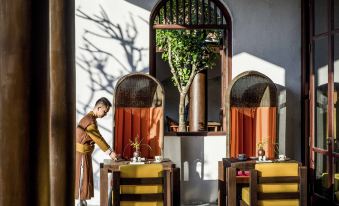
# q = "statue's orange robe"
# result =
<box><xmin>75</xmin><ymin>112</ymin><xmax>110</xmax><ymax>200</ymax></box>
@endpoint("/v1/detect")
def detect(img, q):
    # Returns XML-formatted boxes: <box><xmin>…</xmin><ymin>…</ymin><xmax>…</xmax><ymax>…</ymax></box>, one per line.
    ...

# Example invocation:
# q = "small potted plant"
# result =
<box><xmin>125</xmin><ymin>134</ymin><xmax>152</xmax><ymax>161</ymax></box>
<box><xmin>257</xmin><ymin>141</ymin><xmax>267</xmax><ymax>159</ymax></box>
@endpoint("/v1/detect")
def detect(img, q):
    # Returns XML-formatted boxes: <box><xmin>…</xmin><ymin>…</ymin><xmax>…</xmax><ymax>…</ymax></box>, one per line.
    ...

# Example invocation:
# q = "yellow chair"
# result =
<box><xmin>112</xmin><ymin>164</ymin><xmax>167</xmax><ymax>206</ymax></box>
<box><xmin>240</xmin><ymin>163</ymin><xmax>307</xmax><ymax>206</ymax></box>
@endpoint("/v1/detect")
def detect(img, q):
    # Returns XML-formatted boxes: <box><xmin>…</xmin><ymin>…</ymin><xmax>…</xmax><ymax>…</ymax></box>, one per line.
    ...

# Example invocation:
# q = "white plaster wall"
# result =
<box><xmin>224</xmin><ymin>0</ymin><xmax>301</xmax><ymax>160</ymax></box>
<box><xmin>75</xmin><ymin>0</ymin><xmax>154</xmax><ymax>204</ymax></box>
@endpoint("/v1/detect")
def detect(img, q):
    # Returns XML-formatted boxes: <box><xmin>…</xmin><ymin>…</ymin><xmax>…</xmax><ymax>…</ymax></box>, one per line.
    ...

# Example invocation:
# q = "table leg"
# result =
<box><xmin>227</xmin><ymin>167</ymin><xmax>236</xmax><ymax>206</ymax></box>
<box><xmin>172</xmin><ymin>167</ymin><xmax>180</xmax><ymax>206</ymax></box>
<box><xmin>218</xmin><ymin>161</ymin><xmax>226</xmax><ymax>206</ymax></box>
<box><xmin>100</xmin><ymin>164</ymin><xmax>108</xmax><ymax>206</ymax></box>
<box><xmin>166</xmin><ymin>170</ymin><xmax>171</xmax><ymax>206</ymax></box>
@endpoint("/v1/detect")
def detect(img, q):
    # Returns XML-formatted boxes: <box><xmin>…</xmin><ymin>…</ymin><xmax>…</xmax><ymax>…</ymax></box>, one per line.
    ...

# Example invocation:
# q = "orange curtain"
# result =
<box><xmin>255</xmin><ymin>107</ymin><xmax>277</xmax><ymax>159</ymax></box>
<box><xmin>230</xmin><ymin>107</ymin><xmax>276</xmax><ymax>159</ymax></box>
<box><xmin>114</xmin><ymin>107</ymin><xmax>163</xmax><ymax>159</ymax></box>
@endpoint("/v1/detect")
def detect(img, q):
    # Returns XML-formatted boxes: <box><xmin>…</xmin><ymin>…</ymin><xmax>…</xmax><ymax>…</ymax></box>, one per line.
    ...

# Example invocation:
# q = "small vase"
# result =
<box><xmin>258</xmin><ymin>147</ymin><xmax>265</xmax><ymax>157</ymax></box>
<box><xmin>133</xmin><ymin>149</ymin><xmax>140</xmax><ymax>158</ymax></box>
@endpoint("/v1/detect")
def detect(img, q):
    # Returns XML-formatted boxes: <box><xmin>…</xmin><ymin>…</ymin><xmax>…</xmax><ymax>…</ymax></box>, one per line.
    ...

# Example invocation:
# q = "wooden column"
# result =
<box><xmin>29</xmin><ymin>0</ymin><xmax>51</xmax><ymax>204</ymax></box>
<box><xmin>0</xmin><ymin>0</ymin><xmax>75</xmax><ymax>205</ymax></box>
<box><xmin>0</xmin><ymin>1</ymin><xmax>31</xmax><ymax>205</ymax></box>
<box><xmin>189</xmin><ymin>70</ymin><xmax>207</xmax><ymax>131</ymax></box>
<box><xmin>49</xmin><ymin>0</ymin><xmax>75</xmax><ymax>205</ymax></box>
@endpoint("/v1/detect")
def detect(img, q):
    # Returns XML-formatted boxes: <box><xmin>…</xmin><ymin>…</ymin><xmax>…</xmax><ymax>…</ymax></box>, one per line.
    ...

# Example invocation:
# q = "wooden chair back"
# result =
<box><xmin>240</xmin><ymin>163</ymin><xmax>307</xmax><ymax>206</ymax></box>
<box><xmin>112</xmin><ymin>164</ymin><xmax>168</xmax><ymax>206</ymax></box>
<box><xmin>113</xmin><ymin>73</ymin><xmax>165</xmax><ymax>159</ymax></box>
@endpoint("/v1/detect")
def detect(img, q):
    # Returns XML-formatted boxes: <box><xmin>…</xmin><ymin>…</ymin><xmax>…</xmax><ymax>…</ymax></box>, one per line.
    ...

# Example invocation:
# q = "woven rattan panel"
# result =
<box><xmin>230</xmin><ymin>74</ymin><xmax>277</xmax><ymax>107</ymax></box>
<box><xmin>115</xmin><ymin>74</ymin><xmax>163</xmax><ymax>108</ymax></box>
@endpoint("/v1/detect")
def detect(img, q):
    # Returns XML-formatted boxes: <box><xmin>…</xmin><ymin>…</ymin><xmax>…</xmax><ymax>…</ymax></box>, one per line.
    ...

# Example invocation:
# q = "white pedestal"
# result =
<box><xmin>164</xmin><ymin>134</ymin><xmax>226</xmax><ymax>204</ymax></box>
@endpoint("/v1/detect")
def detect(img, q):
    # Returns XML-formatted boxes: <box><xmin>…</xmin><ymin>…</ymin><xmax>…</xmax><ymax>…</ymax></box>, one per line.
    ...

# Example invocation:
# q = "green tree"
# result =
<box><xmin>156</xmin><ymin>30</ymin><xmax>217</xmax><ymax>131</ymax></box>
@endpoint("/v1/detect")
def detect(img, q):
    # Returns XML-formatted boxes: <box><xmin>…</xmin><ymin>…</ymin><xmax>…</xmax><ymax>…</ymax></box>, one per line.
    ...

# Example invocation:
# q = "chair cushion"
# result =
<box><xmin>121</xmin><ymin>201</ymin><xmax>163</xmax><ymax>206</ymax></box>
<box><xmin>121</xmin><ymin>185</ymin><xmax>163</xmax><ymax>194</ymax></box>
<box><xmin>119</xmin><ymin>164</ymin><xmax>163</xmax><ymax>194</ymax></box>
<box><xmin>255</xmin><ymin>163</ymin><xmax>299</xmax><ymax>193</ymax></box>
<box><xmin>255</xmin><ymin>163</ymin><xmax>299</xmax><ymax>177</ymax></box>
<box><xmin>242</xmin><ymin>187</ymin><xmax>299</xmax><ymax>206</ymax></box>
<box><xmin>120</xmin><ymin>164</ymin><xmax>163</xmax><ymax>178</ymax></box>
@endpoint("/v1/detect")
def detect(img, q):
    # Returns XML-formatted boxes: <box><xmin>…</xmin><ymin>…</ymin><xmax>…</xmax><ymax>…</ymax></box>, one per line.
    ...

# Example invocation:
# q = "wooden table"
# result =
<box><xmin>218</xmin><ymin>158</ymin><xmax>299</xmax><ymax>206</ymax></box>
<box><xmin>207</xmin><ymin>121</ymin><xmax>221</xmax><ymax>131</ymax></box>
<box><xmin>100</xmin><ymin>159</ymin><xmax>180</xmax><ymax>206</ymax></box>
<box><xmin>170</xmin><ymin>121</ymin><xmax>221</xmax><ymax>132</ymax></box>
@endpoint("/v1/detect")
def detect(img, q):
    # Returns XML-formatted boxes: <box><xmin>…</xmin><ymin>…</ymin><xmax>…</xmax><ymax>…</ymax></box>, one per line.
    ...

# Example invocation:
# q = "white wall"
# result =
<box><xmin>75</xmin><ymin>0</ymin><xmax>154</xmax><ymax>204</ymax></box>
<box><xmin>224</xmin><ymin>0</ymin><xmax>301</xmax><ymax>160</ymax></box>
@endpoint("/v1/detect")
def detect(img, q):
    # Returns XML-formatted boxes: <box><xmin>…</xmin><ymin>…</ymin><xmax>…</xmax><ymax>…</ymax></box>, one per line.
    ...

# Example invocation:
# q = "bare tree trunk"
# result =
<box><xmin>178</xmin><ymin>93</ymin><xmax>187</xmax><ymax>131</ymax></box>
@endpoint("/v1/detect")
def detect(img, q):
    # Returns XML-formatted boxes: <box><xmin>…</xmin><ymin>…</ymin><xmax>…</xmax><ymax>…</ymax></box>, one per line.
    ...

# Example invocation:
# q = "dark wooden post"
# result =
<box><xmin>0</xmin><ymin>1</ymin><xmax>32</xmax><ymax>205</ymax></box>
<box><xmin>29</xmin><ymin>0</ymin><xmax>51</xmax><ymax>204</ymax></box>
<box><xmin>49</xmin><ymin>0</ymin><xmax>75</xmax><ymax>205</ymax></box>
<box><xmin>0</xmin><ymin>0</ymin><xmax>75</xmax><ymax>205</ymax></box>
<box><xmin>189</xmin><ymin>70</ymin><xmax>207</xmax><ymax>131</ymax></box>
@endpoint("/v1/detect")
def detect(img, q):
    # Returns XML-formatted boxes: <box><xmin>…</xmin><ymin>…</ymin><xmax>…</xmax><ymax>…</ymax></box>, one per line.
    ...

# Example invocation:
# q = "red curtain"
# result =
<box><xmin>114</xmin><ymin>107</ymin><xmax>163</xmax><ymax>159</ymax></box>
<box><xmin>230</xmin><ymin>107</ymin><xmax>277</xmax><ymax>159</ymax></box>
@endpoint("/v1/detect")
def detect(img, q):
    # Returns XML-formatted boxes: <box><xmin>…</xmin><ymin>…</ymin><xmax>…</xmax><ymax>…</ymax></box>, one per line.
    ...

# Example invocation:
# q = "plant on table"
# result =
<box><xmin>125</xmin><ymin>134</ymin><xmax>152</xmax><ymax>159</ymax></box>
<box><xmin>256</xmin><ymin>140</ymin><xmax>267</xmax><ymax>157</ymax></box>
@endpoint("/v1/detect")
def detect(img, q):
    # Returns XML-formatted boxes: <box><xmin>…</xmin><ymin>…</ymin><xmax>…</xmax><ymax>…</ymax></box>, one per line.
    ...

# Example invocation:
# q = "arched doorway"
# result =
<box><xmin>149</xmin><ymin>0</ymin><xmax>232</xmax><ymax>132</ymax></box>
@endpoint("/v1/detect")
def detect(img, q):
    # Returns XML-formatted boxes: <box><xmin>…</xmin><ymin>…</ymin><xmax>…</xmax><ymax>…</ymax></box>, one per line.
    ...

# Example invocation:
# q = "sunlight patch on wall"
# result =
<box><xmin>232</xmin><ymin>52</ymin><xmax>286</xmax><ymax>87</ymax></box>
<box><xmin>317</xmin><ymin>65</ymin><xmax>328</xmax><ymax>86</ymax></box>
<box><xmin>317</xmin><ymin>59</ymin><xmax>339</xmax><ymax>84</ymax></box>
<box><xmin>203</xmin><ymin>136</ymin><xmax>226</xmax><ymax>180</ymax></box>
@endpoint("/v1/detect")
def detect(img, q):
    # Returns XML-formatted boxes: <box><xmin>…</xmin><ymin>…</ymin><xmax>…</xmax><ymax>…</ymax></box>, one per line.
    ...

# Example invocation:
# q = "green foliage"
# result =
<box><xmin>156</xmin><ymin>29</ymin><xmax>217</xmax><ymax>87</ymax></box>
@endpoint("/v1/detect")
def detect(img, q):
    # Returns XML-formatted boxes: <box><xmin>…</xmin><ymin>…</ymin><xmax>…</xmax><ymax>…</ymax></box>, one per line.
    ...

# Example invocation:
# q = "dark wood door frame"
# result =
<box><xmin>306</xmin><ymin>0</ymin><xmax>338</xmax><ymax>203</ymax></box>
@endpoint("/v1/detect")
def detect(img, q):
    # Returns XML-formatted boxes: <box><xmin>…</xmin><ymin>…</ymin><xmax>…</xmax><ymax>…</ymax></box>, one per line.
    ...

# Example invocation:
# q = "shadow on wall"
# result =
<box><xmin>76</xmin><ymin>5</ymin><xmax>148</xmax><ymax>191</ymax></box>
<box><xmin>76</xmin><ymin>5</ymin><xmax>148</xmax><ymax>115</ymax></box>
<box><xmin>124</xmin><ymin>0</ymin><xmax>156</xmax><ymax>11</ymax></box>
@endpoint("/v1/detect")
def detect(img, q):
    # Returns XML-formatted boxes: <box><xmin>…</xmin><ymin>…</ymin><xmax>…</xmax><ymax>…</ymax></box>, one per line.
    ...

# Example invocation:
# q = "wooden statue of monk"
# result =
<box><xmin>75</xmin><ymin>97</ymin><xmax>117</xmax><ymax>206</ymax></box>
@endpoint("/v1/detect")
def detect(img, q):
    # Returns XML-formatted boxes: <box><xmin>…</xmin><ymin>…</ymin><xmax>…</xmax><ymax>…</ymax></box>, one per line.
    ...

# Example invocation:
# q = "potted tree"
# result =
<box><xmin>156</xmin><ymin>30</ymin><xmax>218</xmax><ymax>131</ymax></box>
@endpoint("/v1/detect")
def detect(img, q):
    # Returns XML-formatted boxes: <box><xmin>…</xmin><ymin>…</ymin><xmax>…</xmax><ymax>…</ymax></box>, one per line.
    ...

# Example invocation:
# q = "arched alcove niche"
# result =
<box><xmin>113</xmin><ymin>73</ymin><xmax>165</xmax><ymax>159</ymax></box>
<box><xmin>226</xmin><ymin>71</ymin><xmax>278</xmax><ymax>158</ymax></box>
